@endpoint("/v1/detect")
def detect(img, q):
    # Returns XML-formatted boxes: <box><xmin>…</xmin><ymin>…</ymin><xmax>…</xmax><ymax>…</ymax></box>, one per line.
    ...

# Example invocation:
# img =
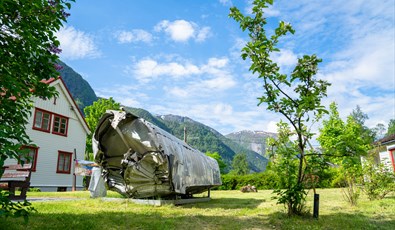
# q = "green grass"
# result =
<box><xmin>2</xmin><ymin>188</ymin><xmax>394</xmax><ymax>230</ymax></box>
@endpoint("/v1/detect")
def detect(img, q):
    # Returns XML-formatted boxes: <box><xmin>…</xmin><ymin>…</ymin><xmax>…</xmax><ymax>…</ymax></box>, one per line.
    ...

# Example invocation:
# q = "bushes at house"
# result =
<box><xmin>218</xmin><ymin>171</ymin><xmax>280</xmax><ymax>190</ymax></box>
<box><xmin>218</xmin><ymin>167</ymin><xmax>340</xmax><ymax>191</ymax></box>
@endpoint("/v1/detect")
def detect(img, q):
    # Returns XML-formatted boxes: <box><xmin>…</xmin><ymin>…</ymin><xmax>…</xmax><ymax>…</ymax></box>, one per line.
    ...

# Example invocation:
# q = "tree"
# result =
<box><xmin>386</xmin><ymin>119</ymin><xmax>395</xmax><ymax>136</ymax></box>
<box><xmin>267</xmin><ymin>122</ymin><xmax>308</xmax><ymax>214</ymax></box>
<box><xmin>230</xmin><ymin>0</ymin><xmax>330</xmax><ymax>215</ymax></box>
<box><xmin>350</xmin><ymin>105</ymin><xmax>375</xmax><ymax>143</ymax></box>
<box><xmin>318</xmin><ymin>102</ymin><xmax>370</xmax><ymax>205</ymax></box>
<box><xmin>231</xmin><ymin>153</ymin><xmax>249</xmax><ymax>175</ymax></box>
<box><xmin>205</xmin><ymin>151</ymin><xmax>227</xmax><ymax>174</ymax></box>
<box><xmin>1</xmin><ymin>0</ymin><xmax>73</xmax><ymax>220</ymax></box>
<box><xmin>84</xmin><ymin>97</ymin><xmax>120</xmax><ymax>160</ymax></box>
<box><xmin>372</xmin><ymin>123</ymin><xmax>386</xmax><ymax>141</ymax></box>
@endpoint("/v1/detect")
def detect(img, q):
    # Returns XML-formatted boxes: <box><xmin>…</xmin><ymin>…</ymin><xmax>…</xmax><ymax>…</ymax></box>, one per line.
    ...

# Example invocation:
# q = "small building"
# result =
<box><xmin>370</xmin><ymin>134</ymin><xmax>395</xmax><ymax>172</ymax></box>
<box><xmin>5</xmin><ymin>77</ymin><xmax>90</xmax><ymax>191</ymax></box>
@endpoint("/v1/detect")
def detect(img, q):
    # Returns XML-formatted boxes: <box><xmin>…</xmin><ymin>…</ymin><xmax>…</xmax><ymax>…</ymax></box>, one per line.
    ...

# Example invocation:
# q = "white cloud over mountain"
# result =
<box><xmin>56</xmin><ymin>26</ymin><xmax>100</xmax><ymax>60</ymax></box>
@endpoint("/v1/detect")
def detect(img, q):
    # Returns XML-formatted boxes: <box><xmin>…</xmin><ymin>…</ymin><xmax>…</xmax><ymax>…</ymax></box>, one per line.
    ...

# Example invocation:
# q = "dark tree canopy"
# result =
<box><xmin>0</xmin><ymin>0</ymin><xmax>74</xmax><ymax>219</ymax></box>
<box><xmin>1</xmin><ymin>0</ymin><xmax>73</xmax><ymax>168</ymax></box>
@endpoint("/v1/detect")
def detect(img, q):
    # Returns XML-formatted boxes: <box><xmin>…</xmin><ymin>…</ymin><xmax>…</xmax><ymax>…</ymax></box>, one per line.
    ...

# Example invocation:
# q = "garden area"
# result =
<box><xmin>2</xmin><ymin>188</ymin><xmax>394</xmax><ymax>230</ymax></box>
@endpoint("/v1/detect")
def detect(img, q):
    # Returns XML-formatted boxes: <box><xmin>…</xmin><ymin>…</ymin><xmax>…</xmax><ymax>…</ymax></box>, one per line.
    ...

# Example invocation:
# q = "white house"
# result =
<box><xmin>6</xmin><ymin>77</ymin><xmax>90</xmax><ymax>191</ymax></box>
<box><xmin>371</xmin><ymin>134</ymin><xmax>395</xmax><ymax>172</ymax></box>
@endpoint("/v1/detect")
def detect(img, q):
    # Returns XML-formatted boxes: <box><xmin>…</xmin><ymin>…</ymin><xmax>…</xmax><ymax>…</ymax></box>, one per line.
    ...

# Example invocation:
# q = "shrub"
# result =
<box><xmin>218</xmin><ymin>171</ymin><xmax>281</xmax><ymax>190</ymax></box>
<box><xmin>362</xmin><ymin>156</ymin><xmax>395</xmax><ymax>200</ymax></box>
<box><xmin>28</xmin><ymin>187</ymin><xmax>41</xmax><ymax>192</ymax></box>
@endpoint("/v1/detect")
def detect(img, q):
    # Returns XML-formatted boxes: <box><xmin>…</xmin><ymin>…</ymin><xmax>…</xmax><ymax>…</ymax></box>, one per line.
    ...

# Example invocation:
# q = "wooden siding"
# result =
<box><xmin>5</xmin><ymin>80</ymin><xmax>88</xmax><ymax>190</ymax></box>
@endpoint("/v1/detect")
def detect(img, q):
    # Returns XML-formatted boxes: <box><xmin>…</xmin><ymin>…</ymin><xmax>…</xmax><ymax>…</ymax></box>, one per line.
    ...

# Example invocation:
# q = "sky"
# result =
<box><xmin>56</xmin><ymin>0</ymin><xmax>395</xmax><ymax>137</ymax></box>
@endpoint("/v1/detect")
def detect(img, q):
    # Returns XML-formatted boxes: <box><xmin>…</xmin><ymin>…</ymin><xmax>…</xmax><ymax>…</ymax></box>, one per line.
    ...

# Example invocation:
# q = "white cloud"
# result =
<box><xmin>56</xmin><ymin>26</ymin><xmax>100</xmax><ymax>60</ymax></box>
<box><xmin>95</xmin><ymin>85</ymin><xmax>145</xmax><ymax>108</ymax></box>
<box><xmin>154</xmin><ymin>20</ymin><xmax>211</xmax><ymax>42</ymax></box>
<box><xmin>219</xmin><ymin>0</ymin><xmax>232</xmax><ymax>6</ymax></box>
<box><xmin>130</xmin><ymin>58</ymin><xmax>200</xmax><ymax>83</ymax></box>
<box><xmin>165</xmin><ymin>86</ymin><xmax>189</xmax><ymax>98</ymax></box>
<box><xmin>266</xmin><ymin>121</ymin><xmax>279</xmax><ymax>133</ymax></box>
<box><xmin>115</xmin><ymin>29</ymin><xmax>153</xmax><ymax>44</ymax></box>
<box><xmin>270</xmin><ymin>49</ymin><xmax>298</xmax><ymax>72</ymax></box>
<box><xmin>196</xmin><ymin>26</ymin><xmax>211</xmax><ymax>42</ymax></box>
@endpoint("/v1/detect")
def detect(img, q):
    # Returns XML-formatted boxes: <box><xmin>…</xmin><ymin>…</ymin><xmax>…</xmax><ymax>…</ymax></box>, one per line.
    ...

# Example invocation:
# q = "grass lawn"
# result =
<box><xmin>2</xmin><ymin>188</ymin><xmax>394</xmax><ymax>230</ymax></box>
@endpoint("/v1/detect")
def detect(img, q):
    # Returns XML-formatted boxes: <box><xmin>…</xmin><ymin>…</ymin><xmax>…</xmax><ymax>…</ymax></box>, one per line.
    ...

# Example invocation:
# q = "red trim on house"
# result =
<box><xmin>30</xmin><ymin>76</ymin><xmax>89</xmax><ymax>132</ymax></box>
<box><xmin>56</xmin><ymin>151</ymin><xmax>73</xmax><ymax>174</ymax></box>
<box><xmin>52</xmin><ymin>114</ymin><xmax>69</xmax><ymax>137</ymax></box>
<box><xmin>32</xmin><ymin>108</ymin><xmax>52</xmax><ymax>133</ymax></box>
<box><xmin>21</xmin><ymin>146</ymin><xmax>39</xmax><ymax>172</ymax></box>
<box><xmin>40</xmin><ymin>77</ymin><xmax>58</xmax><ymax>84</ymax></box>
<box><xmin>389</xmin><ymin>148</ymin><xmax>395</xmax><ymax>172</ymax></box>
<box><xmin>57</xmin><ymin>76</ymin><xmax>90</xmax><ymax>130</ymax></box>
<box><xmin>33</xmin><ymin>108</ymin><xmax>69</xmax><ymax>137</ymax></box>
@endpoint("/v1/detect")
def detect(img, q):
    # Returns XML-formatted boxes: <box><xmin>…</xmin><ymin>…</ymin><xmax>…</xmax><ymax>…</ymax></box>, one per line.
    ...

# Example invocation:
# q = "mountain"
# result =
<box><xmin>124</xmin><ymin>108</ymin><xmax>269</xmax><ymax>173</ymax></box>
<box><xmin>226</xmin><ymin>130</ymin><xmax>277</xmax><ymax>159</ymax></box>
<box><xmin>57</xmin><ymin>60</ymin><xmax>98</xmax><ymax>112</ymax></box>
<box><xmin>58</xmin><ymin>61</ymin><xmax>269</xmax><ymax>173</ymax></box>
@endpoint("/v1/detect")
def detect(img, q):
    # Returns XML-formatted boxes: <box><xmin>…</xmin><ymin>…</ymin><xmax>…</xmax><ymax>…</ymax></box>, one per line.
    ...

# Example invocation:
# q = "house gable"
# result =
<box><xmin>51</xmin><ymin>77</ymin><xmax>90</xmax><ymax>134</ymax></box>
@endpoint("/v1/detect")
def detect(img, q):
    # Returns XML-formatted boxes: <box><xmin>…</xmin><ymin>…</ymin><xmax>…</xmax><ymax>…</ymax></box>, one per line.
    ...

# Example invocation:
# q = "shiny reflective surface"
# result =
<box><xmin>93</xmin><ymin>110</ymin><xmax>222</xmax><ymax>198</ymax></box>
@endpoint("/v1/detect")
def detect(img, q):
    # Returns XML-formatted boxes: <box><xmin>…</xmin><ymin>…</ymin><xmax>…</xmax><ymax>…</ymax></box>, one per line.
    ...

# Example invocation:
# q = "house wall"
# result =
<box><xmin>5</xmin><ymin>81</ymin><xmax>87</xmax><ymax>191</ymax></box>
<box><xmin>378</xmin><ymin>144</ymin><xmax>395</xmax><ymax>172</ymax></box>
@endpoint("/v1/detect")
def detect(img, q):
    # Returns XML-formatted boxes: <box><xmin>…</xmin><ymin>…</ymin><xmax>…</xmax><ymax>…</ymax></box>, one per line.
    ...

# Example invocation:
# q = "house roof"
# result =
<box><xmin>374</xmin><ymin>133</ymin><xmax>395</xmax><ymax>145</ymax></box>
<box><xmin>46</xmin><ymin>77</ymin><xmax>90</xmax><ymax>134</ymax></box>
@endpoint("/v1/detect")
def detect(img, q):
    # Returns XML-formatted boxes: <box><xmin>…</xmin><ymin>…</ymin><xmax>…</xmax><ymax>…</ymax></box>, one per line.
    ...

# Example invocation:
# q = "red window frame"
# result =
<box><xmin>32</xmin><ymin>108</ymin><xmax>52</xmax><ymax>132</ymax></box>
<box><xmin>389</xmin><ymin>148</ymin><xmax>395</xmax><ymax>172</ymax></box>
<box><xmin>52</xmin><ymin>114</ymin><xmax>69</xmax><ymax>136</ymax></box>
<box><xmin>32</xmin><ymin>108</ymin><xmax>69</xmax><ymax>137</ymax></box>
<box><xmin>20</xmin><ymin>146</ymin><xmax>39</xmax><ymax>172</ymax></box>
<box><xmin>56</xmin><ymin>151</ymin><xmax>73</xmax><ymax>174</ymax></box>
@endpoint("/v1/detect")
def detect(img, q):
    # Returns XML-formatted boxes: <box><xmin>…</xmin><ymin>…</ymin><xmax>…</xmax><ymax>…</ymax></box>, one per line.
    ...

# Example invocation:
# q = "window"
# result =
<box><xmin>52</xmin><ymin>115</ymin><xmax>68</xmax><ymax>136</ymax></box>
<box><xmin>57</xmin><ymin>151</ymin><xmax>73</xmax><ymax>174</ymax></box>
<box><xmin>33</xmin><ymin>109</ymin><xmax>51</xmax><ymax>132</ymax></box>
<box><xmin>32</xmin><ymin>108</ymin><xmax>69</xmax><ymax>136</ymax></box>
<box><xmin>20</xmin><ymin>146</ymin><xmax>39</xmax><ymax>171</ymax></box>
<box><xmin>390</xmin><ymin>149</ymin><xmax>395</xmax><ymax>172</ymax></box>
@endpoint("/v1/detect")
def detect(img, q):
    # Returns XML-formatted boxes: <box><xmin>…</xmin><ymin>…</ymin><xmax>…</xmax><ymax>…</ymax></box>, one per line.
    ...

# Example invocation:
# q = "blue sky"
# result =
<box><xmin>57</xmin><ymin>0</ymin><xmax>395</xmax><ymax>136</ymax></box>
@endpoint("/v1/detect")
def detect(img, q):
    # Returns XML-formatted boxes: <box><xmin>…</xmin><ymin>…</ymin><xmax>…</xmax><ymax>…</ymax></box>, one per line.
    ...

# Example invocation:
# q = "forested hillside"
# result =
<box><xmin>57</xmin><ymin>60</ymin><xmax>97</xmax><ymax>112</ymax></box>
<box><xmin>125</xmin><ymin>108</ymin><xmax>269</xmax><ymax>172</ymax></box>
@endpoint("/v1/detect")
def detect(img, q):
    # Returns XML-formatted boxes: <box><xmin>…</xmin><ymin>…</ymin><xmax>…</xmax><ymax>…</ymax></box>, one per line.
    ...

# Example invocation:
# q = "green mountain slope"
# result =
<box><xmin>124</xmin><ymin>108</ymin><xmax>268</xmax><ymax>172</ymax></box>
<box><xmin>57</xmin><ymin>60</ymin><xmax>98</xmax><ymax>111</ymax></box>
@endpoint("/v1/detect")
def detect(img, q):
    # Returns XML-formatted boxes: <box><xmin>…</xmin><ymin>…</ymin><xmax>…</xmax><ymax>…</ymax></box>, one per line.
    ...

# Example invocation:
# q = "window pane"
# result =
<box><xmin>59</xmin><ymin>154</ymin><xmax>65</xmax><ymax>171</ymax></box>
<box><xmin>54</xmin><ymin>118</ymin><xmax>60</xmax><ymax>132</ymax></box>
<box><xmin>64</xmin><ymin>157</ymin><xmax>70</xmax><ymax>171</ymax></box>
<box><xmin>34</xmin><ymin>111</ymin><xmax>43</xmax><ymax>128</ymax></box>
<box><xmin>42</xmin><ymin>113</ymin><xmax>50</xmax><ymax>130</ymax></box>
<box><xmin>28</xmin><ymin>149</ymin><xmax>35</xmax><ymax>163</ymax></box>
<box><xmin>57</xmin><ymin>152</ymin><xmax>71</xmax><ymax>173</ymax></box>
<box><xmin>53</xmin><ymin>116</ymin><xmax>67</xmax><ymax>134</ymax></box>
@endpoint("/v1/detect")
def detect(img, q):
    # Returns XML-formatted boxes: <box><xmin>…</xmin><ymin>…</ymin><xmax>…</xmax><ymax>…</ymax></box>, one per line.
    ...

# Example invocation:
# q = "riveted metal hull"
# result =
<box><xmin>92</xmin><ymin>110</ymin><xmax>221</xmax><ymax>198</ymax></box>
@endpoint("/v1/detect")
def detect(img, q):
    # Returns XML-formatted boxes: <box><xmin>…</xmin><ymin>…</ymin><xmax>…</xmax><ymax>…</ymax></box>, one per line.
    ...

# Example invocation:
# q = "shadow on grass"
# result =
<box><xmin>3</xmin><ymin>209</ymin><xmax>394</xmax><ymax>230</ymax></box>
<box><xmin>2</xmin><ymin>211</ymin><xmax>269</xmax><ymax>230</ymax></box>
<box><xmin>179</xmin><ymin>197</ymin><xmax>266</xmax><ymax>209</ymax></box>
<box><xmin>266</xmin><ymin>211</ymin><xmax>395</xmax><ymax>230</ymax></box>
